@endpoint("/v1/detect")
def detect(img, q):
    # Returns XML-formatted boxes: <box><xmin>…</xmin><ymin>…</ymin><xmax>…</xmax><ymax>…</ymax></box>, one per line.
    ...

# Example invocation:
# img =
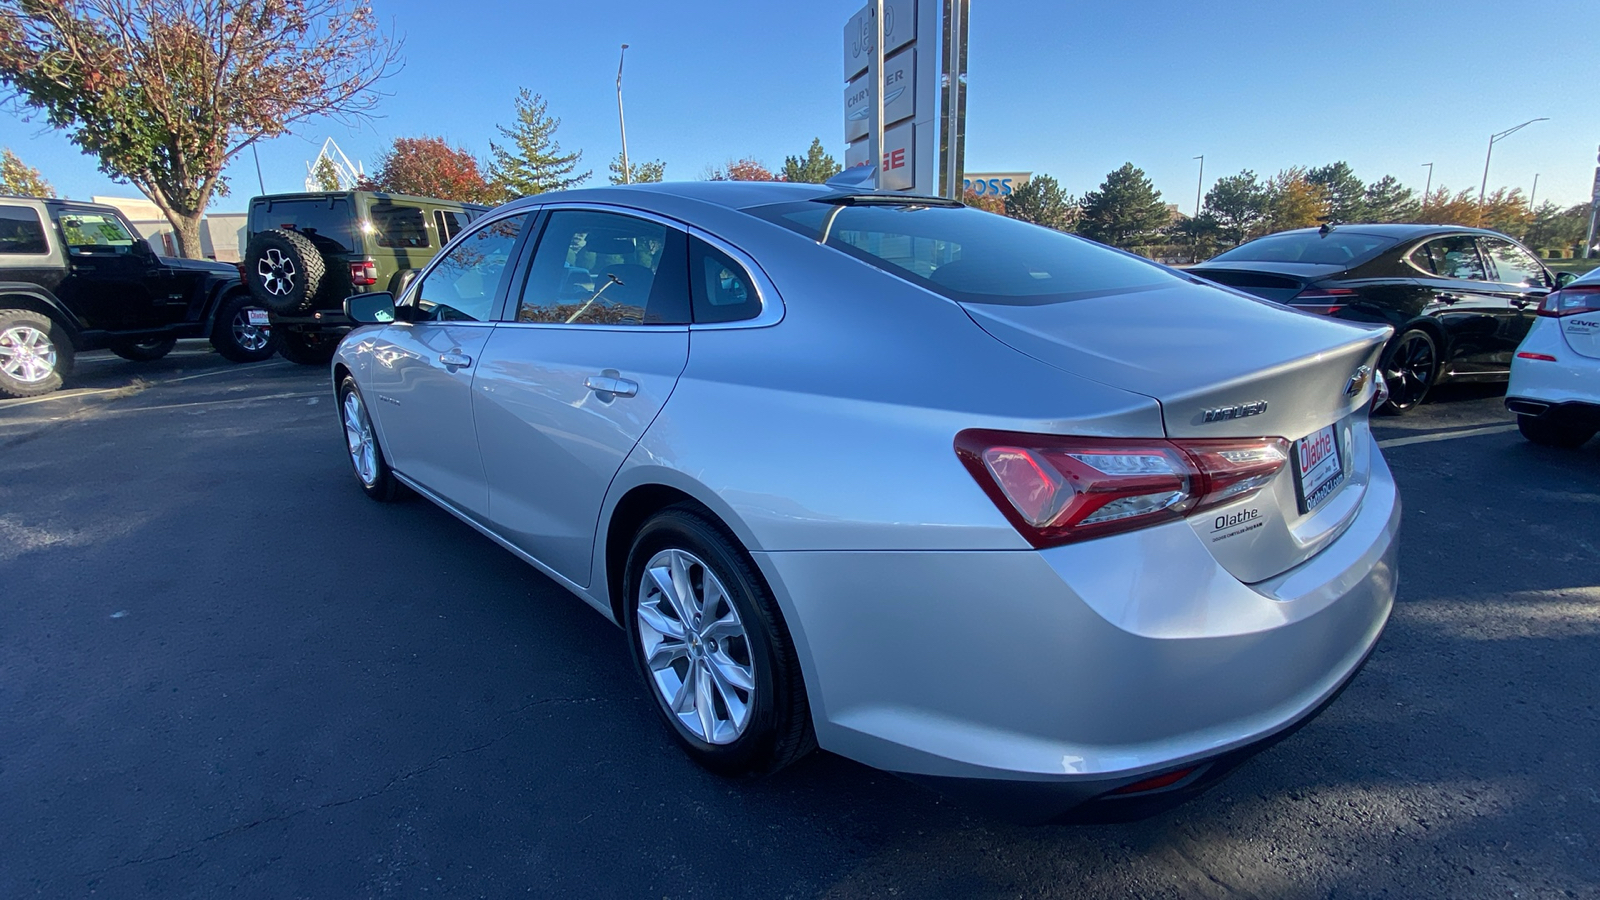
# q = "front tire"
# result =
<box><xmin>1378</xmin><ymin>328</ymin><xmax>1439</xmax><ymax>414</ymax></box>
<box><xmin>1517</xmin><ymin>414</ymin><xmax>1597</xmax><ymax>449</ymax></box>
<box><xmin>210</xmin><ymin>293</ymin><xmax>281</xmax><ymax>362</ymax></box>
<box><xmin>108</xmin><ymin>337</ymin><xmax>177</xmax><ymax>362</ymax></box>
<box><xmin>338</xmin><ymin>376</ymin><xmax>405</xmax><ymax>501</ymax></box>
<box><xmin>0</xmin><ymin>309</ymin><xmax>74</xmax><ymax>399</ymax></box>
<box><xmin>279</xmin><ymin>331</ymin><xmax>339</xmax><ymax>367</ymax></box>
<box><xmin>623</xmin><ymin>505</ymin><xmax>814</xmax><ymax>775</ymax></box>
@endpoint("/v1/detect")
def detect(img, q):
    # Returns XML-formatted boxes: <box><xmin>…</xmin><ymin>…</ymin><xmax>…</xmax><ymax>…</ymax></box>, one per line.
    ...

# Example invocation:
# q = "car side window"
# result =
<box><xmin>689</xmin><ymin>237</ymin><xmax>762</xmax><ymax>324</ymax></box>
<box><xmin>371</xmin><ymin>204</ymin><xmax>429</xmax><ymax>249</ymax></box>
<box><xmin>0</xmin><ymin>205</ymin><xmax>48</xmax><ymax>254</ymax></box>
<box><xmin>1480</xmin><ymin>237</ymin><xmax>1546</xmax><ymax>288</ymax></box>
<box><xmin>1418</xmin><ymin>236</ymin><xmax>1487</xmax><ymax>281</ymax></box>
<box><xmin>434</xmin><ymin>210</ymin><xmax>466</xmax><ymax>244</ymax></box>
<box><xmin>514</xmin><ymin>210</ymin><xmax>689</xmax><ymax>326</ymax></box>
<box><xmin>411</xmin><ymin>214</ymin><xmax>528</xmax><ymax>322</ymax></box>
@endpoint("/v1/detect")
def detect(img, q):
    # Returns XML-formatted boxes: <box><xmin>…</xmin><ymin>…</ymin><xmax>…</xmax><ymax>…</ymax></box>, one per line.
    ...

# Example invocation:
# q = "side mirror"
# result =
<box><xmin>1555</xmin><ymin>271</ymin><xmax>1577</xmax><ymax>288</ymax></box>
<box><xmin>345</xmin><ymin>292</ymin><xmax>396</xmax><ymax>324</ymax></box>
<box><xmin>131</xmin><ymin>238</ymin><xmax>155</xmax><ymax>259</ymax></box>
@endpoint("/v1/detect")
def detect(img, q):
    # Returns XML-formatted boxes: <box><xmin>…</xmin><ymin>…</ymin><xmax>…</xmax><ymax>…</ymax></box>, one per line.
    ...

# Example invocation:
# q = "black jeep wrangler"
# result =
<box><xmin>241</xmin><ymin>191</ymin><xmax>487</xmax><ymax>365</ymax></box>
<box><xmin>0</xmin><ymin>196</ymin><xmax>278</xmax><ymax>399</ymax></box>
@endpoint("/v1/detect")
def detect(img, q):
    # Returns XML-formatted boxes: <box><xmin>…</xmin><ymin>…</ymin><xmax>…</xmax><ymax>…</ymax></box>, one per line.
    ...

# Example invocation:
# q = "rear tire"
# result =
<box><xmin>210</xmin><ymin>292</ymin><xmax>281</xmax><ymax>362</ymax></box>
<box><xmin>0</xmin><ymin>309</ymin><xmax>74</xmax><ymax>399</ymax></box>
<box><xmin>1517</xmin><ymin>414</ymin><xmax>1596</xmax><ymax>449</ymax></box>
<box><xmin>623</xmin><ymin>505</ymin><xmax>815</xmax><ymax>776</ymax></box>
<box><xmin>107</xmin><ymin>336</ymin><xmax>177</xmax><ymax>362</ymax></box>
<box><xmin>278</xmin><ymin>331</ymin><xmax>339</xmax><ymax>367</ymax></box>
<box><xmin>338</xmin><ymin>376</ymin><xmax>405</xmax><ymax>501</ymax></box>
<box><xmin>1378</xmin><ymin>328</ymin><xmax>1439</xmax><ymax>414</ymax></box>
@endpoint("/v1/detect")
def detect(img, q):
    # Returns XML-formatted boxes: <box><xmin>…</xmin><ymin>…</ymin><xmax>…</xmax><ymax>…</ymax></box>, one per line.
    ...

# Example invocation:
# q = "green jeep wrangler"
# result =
<box><xmin>241</xmin><ymin>191</ymin><xmax>489</xmax><ymax>365</ymax></box>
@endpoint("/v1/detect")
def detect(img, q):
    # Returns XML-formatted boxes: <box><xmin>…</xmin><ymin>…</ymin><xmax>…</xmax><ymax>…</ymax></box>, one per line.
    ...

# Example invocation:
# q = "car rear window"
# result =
<box><xmin>251</xmin><ymin>197</ymin><xmax>354</xmax><ymax>254</ymax></box>
<box><xmin>0</xmin><ymin>205</ymin><xmax>48</xmax><ymax>254</ymax></box>
<box><xmin>1209</xmin><ymin>231</ymin><xmax>1398</xmax><ymax>266</ymax></box>
<box><xmin>748</xmin><ymin>200</ymin><xmax>1181</xmax><ymax>306</ymax></box>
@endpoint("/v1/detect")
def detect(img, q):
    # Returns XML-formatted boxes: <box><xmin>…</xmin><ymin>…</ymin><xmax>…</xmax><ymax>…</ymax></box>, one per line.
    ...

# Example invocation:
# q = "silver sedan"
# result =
<box><xmin>332</xmin><ymin>182</ymin><xmax>1399</xmax><ymax>821</ymax></box>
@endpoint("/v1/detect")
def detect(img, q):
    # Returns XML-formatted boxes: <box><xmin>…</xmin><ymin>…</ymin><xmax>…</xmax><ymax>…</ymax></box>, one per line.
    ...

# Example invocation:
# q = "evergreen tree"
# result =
<box><xmin>1078</xmin><ymin>163</ymin><xmax>1169</xmax><ymax>248</ymax></box>
<box><xmin>1003</xmin><ymin>174</ymin><xmax>1077</xmax><ymax>231</ymax></box>
<box><xmin>0</xmin><ymin>148</ymin><xmax>54</xmax><ymax>197</ymax></box>
<box><xmin>779</xmin><ymin>138</ymin><xmax>841</xmax><ymax>184</ymax></box>
<box><xmin>1362</xmin><ymin>175</ymin><xmax>1420</xmax><ymax>223</ymax></box>
<box><xmin>489</xmin><ymin>89</ymin><xmax>590</xmax><ymax>199</ymax></box>
<box><xmin>1307</xmin><ymin>161</ymin><xmax>1366</xmax><ymax>222</ymax></box>
<box><xmin>310</xmin><ymin>155</ymin><xmax>341</xmax><ymax>191</ymax></box>
<box><xmin>1525</xmin><ymin>202</ymin><xmax>1590</xmax><ymax>253</ymax></box>
<box><xmin>1200</xmin><ymin>170</ymin><xmax>1268</xmax><ymax>246</ymax></box>
<box><xmin>609</xmin><ymin>154</ymin><xmax>665</xmax><ymax>184</ymax></box>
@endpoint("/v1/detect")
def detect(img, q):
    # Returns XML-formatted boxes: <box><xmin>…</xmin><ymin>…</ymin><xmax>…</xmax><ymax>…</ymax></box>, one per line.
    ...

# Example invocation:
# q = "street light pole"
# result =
<box><xmin>616</xmin><ymin>44</ymin><xmax>631</xmax><ymax>185</ymax></box>
<box><xmin>1420</xmin><ymin>162</ymin><xmax>1433</xmax><ymax>207</ymax></box>
<box><xmin>1192</xmin><ymin>154</ymin><xmax>1204</xmax><ymax>218</ymax></box>
<box><xmin>1530</xmin><ymin>173</ymin><xmax>1539</xmax><ymax>210</ymax></box>
<box><xmin>1480</xmin><ymin>118</ymin><xmax>1548</xmax><ymax>205</ymax></box>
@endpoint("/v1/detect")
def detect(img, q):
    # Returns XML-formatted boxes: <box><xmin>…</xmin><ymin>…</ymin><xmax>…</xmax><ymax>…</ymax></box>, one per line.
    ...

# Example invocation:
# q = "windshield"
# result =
<box><xmin>1209</xmin><ymin>230</ymin><xmax>1398</xmax><ymax>267</ymax></box>
<box><xmin>748</xmin><ymin>201</ymin><xmax>1183</xmax><ymax>306</ymax></box>
<box><xmin>56</xmin><ymin>212</ymin><xmax>136</xmax><ymax>255</ymax></box>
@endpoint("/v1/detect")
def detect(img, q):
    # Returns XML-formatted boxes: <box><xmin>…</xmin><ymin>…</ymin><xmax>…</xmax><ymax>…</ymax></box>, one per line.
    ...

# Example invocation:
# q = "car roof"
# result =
<box><xmin>248</xmin><ymin>191</ymin><xmax>490</xmax><ymax>210</ymax></box>
<box><xmin>0</xmin><ymin>195</ymin><xmax>122</xmax><ymax>214</ymax></box>
<box><xmin>497</xmin><ymin>181</ymin><xmax>836</xmax><ymax>215</ymax></box>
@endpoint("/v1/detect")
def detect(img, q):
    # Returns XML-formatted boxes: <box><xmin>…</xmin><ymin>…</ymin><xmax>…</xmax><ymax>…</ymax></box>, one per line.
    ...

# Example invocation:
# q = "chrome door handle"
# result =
<box><xmin>439</xmin><ymin>352</ymin><xmax>472</xmax><ymax>367</ymax></box>
<box><xmin>584</xmin><ymin>375</ymin><xmax>639</xmax><ymax>398</ymax></box>
<box><xmin>1436</xmin><ymin>292</ymin><xmax>1461</xmax><ymax>304</ymax></box>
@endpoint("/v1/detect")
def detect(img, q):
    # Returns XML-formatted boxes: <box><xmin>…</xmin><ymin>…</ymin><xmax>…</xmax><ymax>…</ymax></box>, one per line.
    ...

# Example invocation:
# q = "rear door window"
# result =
<box><xmin>434</xmin><ymin>210</ymin><xmax>467</xmax><ymax>244</ymax></box>
<box><xmin>513</xmin><ymin>210</ymin><xmax>689</xmax><ymax>325</ymax></box>
<box><xmin>1480</xmin><ymin>237</ymin><xmax>1547</xmax><ymax>288</ymax></box>
<box><xmin>0</xmin><ymin>205</ymin><xmax>48</xmax><ymax>254</ymax></box>
<box><xmin>1414</xmin><ymin>236</ymin><xmax>1487</xmax><ymax>281</ymax></box>
<box><xmin>253</xmin><ymin>198</ymin><xmax>354</xmax><ymax>253</ymax></box>
<box><xmin>370</xmin><ymin>204</ymin><xmax>429</xmax><ymax>249</ymax></box>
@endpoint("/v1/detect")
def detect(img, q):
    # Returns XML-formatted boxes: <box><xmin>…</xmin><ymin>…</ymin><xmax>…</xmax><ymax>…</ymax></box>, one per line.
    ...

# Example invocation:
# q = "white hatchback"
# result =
<box><xmin>1507</xmin><ymin>267</ymin><xmax>1600</xmax><ymax>448</ymax></box>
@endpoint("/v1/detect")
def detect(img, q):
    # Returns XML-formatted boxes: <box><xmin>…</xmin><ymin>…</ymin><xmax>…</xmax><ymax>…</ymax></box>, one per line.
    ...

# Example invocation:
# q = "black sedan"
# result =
<box><xmin>1191</xmin><ymin>224</ymin><xmax>1574</xmax><ymax>412</ymax></box>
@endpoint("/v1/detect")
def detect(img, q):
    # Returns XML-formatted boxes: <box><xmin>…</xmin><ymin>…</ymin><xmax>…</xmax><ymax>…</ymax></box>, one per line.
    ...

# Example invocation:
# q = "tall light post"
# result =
<box><xmin>1192</xmin><ymin>154</ymin><xmax>1205</xmax><ymax>218</ymax></box>
<box><xmin>1480</xmin><ymin>118</ymin><xmax>1547</xmax><ymax>205</ymax></box>
<box><xmin>616</xmin><ymin>44</ymin><xmax>631</xmax><ymax>185</ymax></box>
<box><xmin>1420</xmin><ymin>162</ymin><xmax>1433</xmax><ymax>208</ymax></box>
<box><xmin>1529</xmin><ymin>173</ymin><xmax>1540</xmax><ymax>210</ymax></box>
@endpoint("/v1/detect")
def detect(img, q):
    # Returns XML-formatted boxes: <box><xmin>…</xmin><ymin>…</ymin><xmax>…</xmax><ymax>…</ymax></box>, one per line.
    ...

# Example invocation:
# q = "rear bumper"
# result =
<box><xmin>754</xmin><ymin>436</ymin><xmax>1399</xmax><ymax>820</ymax></box>
<box><xmin>1507</xmin><ymin>323</ymin><xmax>1600</xmax><ymax>417</ymax></box>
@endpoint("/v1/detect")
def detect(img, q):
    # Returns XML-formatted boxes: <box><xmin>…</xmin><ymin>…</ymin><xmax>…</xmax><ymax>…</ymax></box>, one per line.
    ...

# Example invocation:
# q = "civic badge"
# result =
<box><xmin>1345</xmin><ymin>365</ymin><xmax>1372</xmax><ymax>397</ymax></box>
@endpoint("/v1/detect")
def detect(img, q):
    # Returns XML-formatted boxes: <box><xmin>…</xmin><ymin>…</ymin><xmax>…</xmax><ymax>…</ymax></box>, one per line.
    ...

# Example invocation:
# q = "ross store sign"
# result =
<box><xmin>962</xmin><ymin>172</ymin><xmax>1032</xmax><ymax>197</ymax></box>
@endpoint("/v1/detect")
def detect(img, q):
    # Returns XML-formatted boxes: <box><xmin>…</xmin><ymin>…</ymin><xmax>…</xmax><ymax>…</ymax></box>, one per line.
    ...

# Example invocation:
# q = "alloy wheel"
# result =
<box><xmin>0</xmin><ymin>325</ymin><xmax>57</xmax><ymax>384</ymax></box>
<box><xmin>258</xmin><ymin>248</ymin><xmax>296</xmax><ymax>296</ymax></box>
<box><xmin>342</xmin><ymin>390</ymin><xmax>379</xmax><ymax>486</ymax></box>
<box><xmin>231</xmin><ymin>308</ymin><xmax>272</xmax><ymax>351</ymax></box>
<box><xmin>1382</xmin><ymin>332</ymin><xmax>1436</xmax><ymax>411</ymax></box>
<box><xmin>636</xmin><ymin>548</ymin><xmax>756</xmax><ymax>745</ymax></box>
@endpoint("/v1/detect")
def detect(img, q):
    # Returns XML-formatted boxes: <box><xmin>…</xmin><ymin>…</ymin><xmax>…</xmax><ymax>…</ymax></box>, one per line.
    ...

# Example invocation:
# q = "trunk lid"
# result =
<box><xmin>1189</xmin><ymin>261</ymin><xmax>1348</xmax><ymax>303</ymax></box>
<box><xmin>962</xmin><ymin>282</ymin><xmax>1390</xmax><ymax>582</ymax></box>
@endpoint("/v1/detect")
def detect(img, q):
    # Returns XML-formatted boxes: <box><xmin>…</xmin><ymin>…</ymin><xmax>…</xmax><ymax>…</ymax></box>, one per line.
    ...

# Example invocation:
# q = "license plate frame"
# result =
<box><xmin>246</xmin><ymin>309</ymin><xmax>271</xmax><ymax>326</ymax></box>
<box><xmin>1293</xmin><ymin>423</ymin><xmax>1344</xmax><ymax>514</ymax></box>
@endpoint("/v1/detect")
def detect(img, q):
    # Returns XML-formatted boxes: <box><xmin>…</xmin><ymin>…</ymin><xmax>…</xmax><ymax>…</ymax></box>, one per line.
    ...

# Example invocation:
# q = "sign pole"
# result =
<box><xmin>867</xmin><ymin>0</ymin><xmax>885</xmax><ymax>190</ymax></box>
<box><xmin>938</xmin><ymin>0</ymin><xmax>968</xmax><ymax>199</ymax></box>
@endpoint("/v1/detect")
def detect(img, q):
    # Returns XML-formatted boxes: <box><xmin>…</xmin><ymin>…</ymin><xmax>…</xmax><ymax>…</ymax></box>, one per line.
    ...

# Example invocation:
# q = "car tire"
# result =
<box><xmin>0</xmin><ymin>309</ymin><xmax>74</xmax><ymax>399</ymax></box>
<box><xmin>623</xmin><ymin>505</ymin><xmax>815</xmax><ymax>776</ymax></box>
<box><xmin>244</xmin><ymin>228</ymin><xmax>325</xmax><ymax>314</ymax></box>
<box><xmin>278</xmin><ymin>331</ymin><xmax>339</xmax><ymax>367</ymax></box>
<box><xmin>337</xmin><ymin>375</ymin><xmax>406</xmax><ymax>501</ymax></box>
<box><xmin>1378</xmin><ymin>328</ymin><xmax>1439</xmax><ymax>414</ymax></box>
<box><xmin>107</xmin><ymin>336</ymin><xmax>178</xmax><ymax>362</ymax></box>
<box><xmin>210</xmin><ymin>292</ymin><xmax>281</xmax><ymax>362</ymax></box>
<box><xmin>1517</xmin><ymin>414</ymin><xmax>1596</xmax><ymax>449</ymax></box>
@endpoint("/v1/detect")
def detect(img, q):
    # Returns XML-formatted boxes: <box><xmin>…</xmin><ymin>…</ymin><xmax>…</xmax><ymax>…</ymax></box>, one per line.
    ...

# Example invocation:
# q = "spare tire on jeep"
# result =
<box><xmin>244</xmin><ymin>228</ymin><xmax>325</xmax><ymax>314</ymax></box>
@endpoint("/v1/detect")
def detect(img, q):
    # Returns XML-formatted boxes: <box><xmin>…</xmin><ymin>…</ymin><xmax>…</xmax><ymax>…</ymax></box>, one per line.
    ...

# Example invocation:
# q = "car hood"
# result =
<box><xmin>158</xmin><ymin>256</ymin><xmax>240</xmax><ymax>276</ymax></box>
<box><xmin>959</xmin><ymin>281</ymin><xmax>1390</xmax><ymax>441</ymax></box>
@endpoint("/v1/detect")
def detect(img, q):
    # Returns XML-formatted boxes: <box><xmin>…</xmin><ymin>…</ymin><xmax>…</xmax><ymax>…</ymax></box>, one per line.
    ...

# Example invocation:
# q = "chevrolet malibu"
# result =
<box><xmin>331</xmin><ymin>182</ymin><xmax>1400</xmax><ymax>821</ymax></box>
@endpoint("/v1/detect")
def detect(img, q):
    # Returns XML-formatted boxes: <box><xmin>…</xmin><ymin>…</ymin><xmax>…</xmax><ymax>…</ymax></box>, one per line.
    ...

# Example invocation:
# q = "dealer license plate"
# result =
<box><xmin>247</xmin><ymin>309</ymin><xmax>270</xmax><ymax>326</ymax></box>
<box><xmin>1294</xmin><ymin>424</ymin><xmax>1344</xmax><ymax>514</ymax></box>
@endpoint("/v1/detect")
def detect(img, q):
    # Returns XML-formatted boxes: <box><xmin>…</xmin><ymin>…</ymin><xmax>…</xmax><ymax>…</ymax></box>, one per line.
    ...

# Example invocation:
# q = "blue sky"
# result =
<box><xmin>4</xmin><ymin>0</ymin><xmax>1598</xmax><ymax>213</ymax></box>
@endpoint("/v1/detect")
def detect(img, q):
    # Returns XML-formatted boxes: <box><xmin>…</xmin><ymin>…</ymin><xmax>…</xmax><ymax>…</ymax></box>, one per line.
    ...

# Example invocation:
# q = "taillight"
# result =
<box><xmin>350</xmin><ymin>260</ymin><xmax>379</xmax><ymax>287</ymax></box>
<box><xmin>1537</xmin><ymin>286</ymin><xmax>1600</xmax><ymax>317</ymax></box>
<box><xmin>1290</xmin><ymin>287</ymin><xmax>1356</xmax><ymax>315</ymax></box>
<box><xmin>955</xmin><ymin>430</ymin><xmax>1290</xmax><ymax>547</ymax></box>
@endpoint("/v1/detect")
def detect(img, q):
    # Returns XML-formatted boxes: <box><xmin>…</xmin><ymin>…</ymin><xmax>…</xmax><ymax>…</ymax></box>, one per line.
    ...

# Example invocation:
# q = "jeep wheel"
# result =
<box><xmin>210</xmin><ymin>292</ymin><xmax>281</xmax><ymax>362</ymax></box>
<box><xmin>244</xmin><ymin>228</ymin><xmax>325</xmax><ymax>315</ymax></box>
<box><xmin>108</xmin><ymin>337</ymin><xmax>177</xmax><ymax>362</ymax></box>
<box><xmin>278</xmin><ymin>331</ymin><xmax>339</xmax><ymax>367</ymax></box>
<box><xmin>0</xmin><ymin>310</ymin><xmax>74</xmax><ymax>399</ymax></box>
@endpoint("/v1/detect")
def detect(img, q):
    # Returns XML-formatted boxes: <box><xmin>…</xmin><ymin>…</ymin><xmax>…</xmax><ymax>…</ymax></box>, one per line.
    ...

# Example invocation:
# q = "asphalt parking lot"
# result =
<box><xmin>2</xmin><ymin>344</ymin><xmax>1597</xmax><ymax>899</ymax></box>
